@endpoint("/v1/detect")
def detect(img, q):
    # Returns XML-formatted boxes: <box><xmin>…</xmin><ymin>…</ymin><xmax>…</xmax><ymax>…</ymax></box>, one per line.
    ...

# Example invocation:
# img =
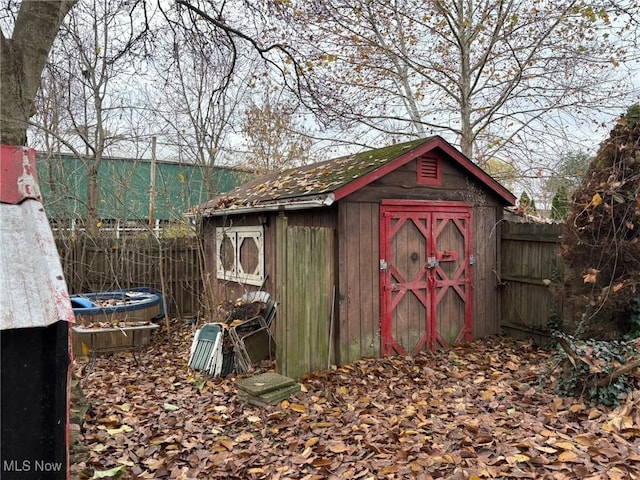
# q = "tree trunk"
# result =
<box><xmin>456</xmin><ymin>0</ymin><xmax>474</xmax><ymax>161</ymax></box>
<box><xmin>86</xmin><ymin>163</ymin><xmax>99</xmax><ymax>236</ymax></box>
<box><xmin>0</xmin><ymin>1</ymin><xmax>77</xmax><ymax>145</ymax></box>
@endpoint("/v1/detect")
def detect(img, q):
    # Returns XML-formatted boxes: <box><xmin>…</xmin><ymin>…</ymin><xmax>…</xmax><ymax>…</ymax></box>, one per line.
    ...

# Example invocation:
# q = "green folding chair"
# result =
<box><xmin>188</xmin><ymin>323</ymin><xmax>223</xmax><ymax>376</ymax></box>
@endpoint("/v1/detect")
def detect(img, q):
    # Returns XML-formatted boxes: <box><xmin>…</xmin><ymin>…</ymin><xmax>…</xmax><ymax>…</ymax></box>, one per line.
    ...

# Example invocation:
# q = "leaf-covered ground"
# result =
<box><xmin>74</xmin><ymin>321</ymin><xmax>640</xmax><ymax>480</ymax></box>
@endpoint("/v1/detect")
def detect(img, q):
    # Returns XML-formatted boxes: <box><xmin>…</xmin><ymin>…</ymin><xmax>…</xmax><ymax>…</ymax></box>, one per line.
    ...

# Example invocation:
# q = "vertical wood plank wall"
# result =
<box><xmin>276</xmin><ymin>223</ymin><xmax>335</xmax><ymax>379</ymax></box>
<box><xmin>337</xmin><ymin>201</ymin><xmax>381</xmax><ymax>364</ymax></box>
<box><xmin>472</xmin><ymin>206</ymin><xmax>501</xmax><ymax>339</ymax></box>
<box><xmin>206</xmin><ymin>210</ymin><xmax>337</xmax><ymax>311</ymax></box>
<box><xmin>500</xmin><ymin>222</ymin><xmax>564</xmax><ymax>339</ymax></box>
<box><xmin>205</xmin><ymin>215</ymin><xmax>277</xmax><ymax>308</ymax></box>
<box><xmin>55</xmin><ymin>237</ymin><xmax>202</xmax><ymax>318</ymax></box>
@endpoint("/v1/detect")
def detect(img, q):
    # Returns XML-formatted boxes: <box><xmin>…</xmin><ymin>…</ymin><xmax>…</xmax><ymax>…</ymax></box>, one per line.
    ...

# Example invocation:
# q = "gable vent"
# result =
<box><xmin>417</xmin><ymin>156</ymin><xmax>441</xmax><ymax>185</ymax></box>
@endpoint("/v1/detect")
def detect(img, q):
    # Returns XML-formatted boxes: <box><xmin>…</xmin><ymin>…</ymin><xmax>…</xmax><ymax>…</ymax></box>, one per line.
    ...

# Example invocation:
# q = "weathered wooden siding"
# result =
<box><xmin>56</xmin><ymin>237</ymin><xmax>202</xmax><ymax>318</ymax></box>
<box><xmin>337</xmin><ymin>201</ymin><xmax>380</xmax><ymax>364</ymax></box>
<box><xmin>337</xmin><ymin>156</ymin><xmax>505</xmax><ymax>361</ymax></box>
<box><xmin>472</xmin><ymin>206</ymin><xmax>502</xmax><ymax>338</ymax></box>
<box><xmin>286</xmin><ymin>208</ymin><xmax>337</xmax><ymax>228</ymax></box>
<box><xmin>204</xmin><ymin>209</ymin><xmax>337</xmax><ymax>309</ymax></box>
<box><xmin>500</xmin><ymin>222</ymin><xmax>564</xmax><ymax>341</ymax></box>
<box><xmin>276</xmin><ymin>221</ymin><xmax>335</xmax><ymax>379</ymax></box>
<box><xmin>347</xmin><ymin>159</ymin><xmax>494</xmax><ymax>203</ymax></box>
<box><xmin>204</xmin><ymin>215</ymin><xmax>273</xmax><ymax>307</ymax></box>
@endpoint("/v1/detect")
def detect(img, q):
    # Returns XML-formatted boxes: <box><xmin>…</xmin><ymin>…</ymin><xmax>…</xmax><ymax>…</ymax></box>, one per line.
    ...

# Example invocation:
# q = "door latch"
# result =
<box><xmin>427</xmin><ymin>256</ymin><xmax>439</xmax><ymax>268</ymax></box>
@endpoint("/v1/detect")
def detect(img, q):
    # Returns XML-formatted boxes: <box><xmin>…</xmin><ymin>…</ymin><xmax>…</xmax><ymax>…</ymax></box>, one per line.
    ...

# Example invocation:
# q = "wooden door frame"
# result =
<box><xmin>380</xmin><ymin>200</ymin><xmax>473</xmax><ymax>355</ymax></box>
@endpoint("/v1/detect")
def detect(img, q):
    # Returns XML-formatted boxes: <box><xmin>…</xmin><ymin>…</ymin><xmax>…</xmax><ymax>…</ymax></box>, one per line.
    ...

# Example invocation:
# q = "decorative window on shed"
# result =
<box><xmin>416</xmin><ymin>155</ymin><xmax>441</xmax><ymax>186</ymax></box>
<box><xmin>216</xmin><ymin>226</ymin><xmax>264</xmax><ymax>286</ymax></box>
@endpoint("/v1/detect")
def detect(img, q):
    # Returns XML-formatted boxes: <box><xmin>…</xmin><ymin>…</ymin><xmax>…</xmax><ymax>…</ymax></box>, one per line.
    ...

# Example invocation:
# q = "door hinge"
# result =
<box><xmin>380</xmin><ymin>259</ymin><xmax>388</xmax><ymax>271</ymax></box>
<box><xmin>469</xmin><ymin>255</ymin><xmax>476</xmax><ymax>265</ymax></box>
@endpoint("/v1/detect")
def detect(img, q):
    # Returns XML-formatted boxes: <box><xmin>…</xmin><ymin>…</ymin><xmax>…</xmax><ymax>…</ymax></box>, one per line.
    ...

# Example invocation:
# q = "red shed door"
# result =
<box><xmin>380</xmin><ymin>202</ymin><xmax>473</xmax><ymax>356</ymax></box>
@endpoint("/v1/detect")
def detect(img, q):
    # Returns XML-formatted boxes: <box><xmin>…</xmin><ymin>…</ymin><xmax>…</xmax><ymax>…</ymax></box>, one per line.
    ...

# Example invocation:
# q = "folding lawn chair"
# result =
<box><xmin>229</xmin><ymin>293</ymin><xmax>277</xmax><ymax>373</ymax></box>
<box><xmin>237</xmin><ymin>291</ymin><xmax>277</xmax><ymax>331</ymax></box>
<box><xmin>188</xmin><ymin>323</ymin><xmax>224</xmax><ymax>376</ymax></box>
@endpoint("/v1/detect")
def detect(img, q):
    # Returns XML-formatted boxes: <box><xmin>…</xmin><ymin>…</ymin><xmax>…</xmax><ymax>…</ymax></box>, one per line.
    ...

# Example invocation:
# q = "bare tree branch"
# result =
<box><xmin>175</xmin><ymin>0</ymin><xmax>313</xmax><ymax>106</ymax></box>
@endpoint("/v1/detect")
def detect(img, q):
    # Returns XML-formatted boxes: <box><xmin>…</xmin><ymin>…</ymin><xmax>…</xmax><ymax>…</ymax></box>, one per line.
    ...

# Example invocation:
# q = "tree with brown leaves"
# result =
<box><xmin>562</xmin><ymin>104</ymin><xmax>640</xmax><ymax>338</ymax></box>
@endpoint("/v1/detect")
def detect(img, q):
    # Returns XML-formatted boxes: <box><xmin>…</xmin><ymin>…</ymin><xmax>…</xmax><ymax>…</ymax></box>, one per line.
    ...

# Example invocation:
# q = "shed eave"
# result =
<box><xmin>202</xmin><ymin>193</ymin><xmax>335</xmax><ymax>217</ymax></box>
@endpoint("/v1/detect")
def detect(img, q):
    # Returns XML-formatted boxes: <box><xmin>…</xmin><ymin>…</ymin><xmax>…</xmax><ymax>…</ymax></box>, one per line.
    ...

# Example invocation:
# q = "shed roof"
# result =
<box><xmin>1</xmin><ymin>146</ymin><xmax>74</xmax><ymax>330</ymax></box>
<box><xmin>201</xmin><ymin>136</ymin><xmax>515</xmax><ymax>216</ymax></box>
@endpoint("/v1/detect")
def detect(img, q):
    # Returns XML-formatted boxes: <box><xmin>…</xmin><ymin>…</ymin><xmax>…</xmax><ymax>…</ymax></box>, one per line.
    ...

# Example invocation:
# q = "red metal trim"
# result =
<box><xmin>335</xmin><ymin>136</ymin><xmax>516</xmax><ymax>205</ymax></box>
<box><xmin>0</xmin><ymin>145</ymin><xmax>41</xmax><ymax>204</ymax></box>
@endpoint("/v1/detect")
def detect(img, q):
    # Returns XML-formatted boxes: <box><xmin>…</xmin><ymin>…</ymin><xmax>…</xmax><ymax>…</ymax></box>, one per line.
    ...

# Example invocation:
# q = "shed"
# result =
<box><xmin>200</xmin><ymin>136</ymin><xmax>516</xmax><ymax>378</ymax></box>
<box><xmin>1</xmin><ymin>145</ymin><xmax>75</xmax><ymax>478</ymax></box>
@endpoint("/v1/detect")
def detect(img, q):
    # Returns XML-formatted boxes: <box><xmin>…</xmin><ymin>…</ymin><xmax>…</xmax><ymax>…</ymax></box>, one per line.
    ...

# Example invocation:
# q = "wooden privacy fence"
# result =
<box><xmin>500</xmin><ymin>221</ymin><xmax>564</xmax><ymax>343</ymax></box>
<box><xmin>56</xmin><ymin>236</ymin><xmax>203</xmax><ymax>319</ymax></box>
<box><xmin>54</xmin><ymin>222</ymin><xmax>568</xmax><ymax>348</ymax></box>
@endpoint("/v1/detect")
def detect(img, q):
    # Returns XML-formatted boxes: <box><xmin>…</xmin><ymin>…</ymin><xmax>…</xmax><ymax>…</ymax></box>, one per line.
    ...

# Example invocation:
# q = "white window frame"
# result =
<box><xmin>215</xmin><ymin>226</ymin><xmax>264</xmax><ymax>286</ymax></box>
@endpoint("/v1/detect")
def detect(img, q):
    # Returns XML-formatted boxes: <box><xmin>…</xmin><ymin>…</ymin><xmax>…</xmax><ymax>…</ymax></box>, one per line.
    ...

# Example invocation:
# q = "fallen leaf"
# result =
<box><xmin>533</xmin><ymin>445</ymin><xmax>557</xmax><ymax>454</ymax></box>
<box><xmin>91</xmin><ymin>465</ymin><xmax>127</xmax><ymax>478</ymax></box>
<box><xmin>553</xmin><ymin>441</ymin><xmax>575</xmax><ymax>451</ymax></box>
<box><xmin>558</xmin><ymin>451</ymin><xmax>581</xmax><ymax>463</ymax></box>
<box><xmin>305</xmin><ymin>437</ymin><xmax>319</xmax><ymax>448</ymax></box>
<box><xmin>235</xmin><ymin>432</ymin><xmax>253</xmax><ymax>443</ymax></box>
<box><xmin>290</xmin><ymin>403</ymin><xmax>307</xmax><ymax>413</ymax></box>
<box><xmin>328</xmin><ymin>441</ymin><xmax>349</xmax><ymax>453</ymax></box>
<box><xmin>218</xmin><ymin>439</ymin><xmax>235</xmax><ymax>451</ymax></box>
<box><xmin>105</xmin><ymin>425</ymin><xmax>133</xmax><ymax>435</ymax></box>
<box><xmin>75</xmin><ymin>322</ymin><xmax>640</xmax><ymax>480</ymax></box>
<box><xmin>583</xmin><ymin>268</ymin><xmax>599</xmax><ymax>284</ymax></box>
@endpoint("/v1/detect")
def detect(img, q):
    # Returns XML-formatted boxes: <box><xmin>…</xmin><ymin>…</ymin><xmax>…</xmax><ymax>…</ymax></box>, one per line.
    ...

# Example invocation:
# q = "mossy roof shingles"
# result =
<box><xmin>201</xmin><ymin>136</ymin><xmax>516</xmax><ymax>215</ymax></box>
<box><xmin>202</xmin><ymin>138</ymin><xmax>432</xmax><ymax>214</ymax></box>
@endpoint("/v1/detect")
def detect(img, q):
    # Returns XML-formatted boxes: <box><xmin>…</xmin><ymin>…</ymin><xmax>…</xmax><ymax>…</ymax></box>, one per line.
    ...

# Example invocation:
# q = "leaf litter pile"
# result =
<box><xmin>74</xmin><ymin>321</ymin><xmax>640</xmax><ymax>479</ymax></box>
